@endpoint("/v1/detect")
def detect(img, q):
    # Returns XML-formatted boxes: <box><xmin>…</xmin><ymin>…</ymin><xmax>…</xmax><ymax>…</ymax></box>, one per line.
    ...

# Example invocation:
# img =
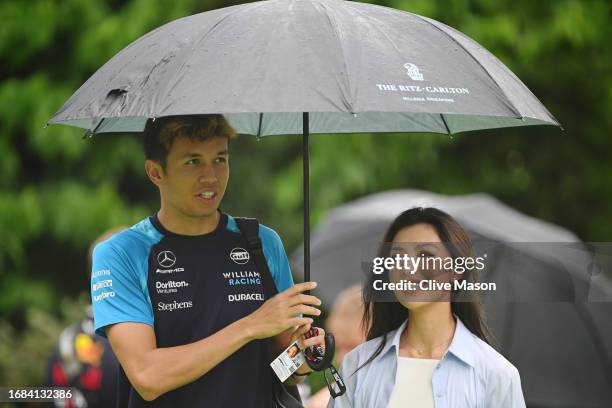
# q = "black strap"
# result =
<box><xmin>235</xmin><ymin>217</ymin><xmax>278</xmax><ymax>299</ymax></box>
<box><xmin>236</xmin><ymin>218</ymin><xmax>305</xmax><ymax>407</ymax></box>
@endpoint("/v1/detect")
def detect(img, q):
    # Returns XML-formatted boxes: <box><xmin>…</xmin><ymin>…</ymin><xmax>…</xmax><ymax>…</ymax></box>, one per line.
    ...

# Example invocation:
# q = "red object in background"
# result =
<box><xmin>52</xmin><ymin>363</ymin><xmax>76</xmax><ymax>407</ymax></box>
<box><xmin>52</xmin><ymin>362</ymin><xmax>68</xmax><ymax>386</ymax></box>
<box><xmin>80</xmin><ymin>366</ymin><xmax>102</xmax><ymax>390</ymax></box>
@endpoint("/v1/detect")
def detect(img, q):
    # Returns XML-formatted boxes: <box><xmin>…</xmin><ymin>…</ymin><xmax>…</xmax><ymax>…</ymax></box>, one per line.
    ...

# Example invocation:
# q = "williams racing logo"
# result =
<box><xmin>230</xmin><ymin>248</ymin><xmax>250</xmax><ymax>265</ymax></box>
<box><xmin>156</xmin><ymin>250</ymin><xmax>185</xmax><ymax>274</ymax></box>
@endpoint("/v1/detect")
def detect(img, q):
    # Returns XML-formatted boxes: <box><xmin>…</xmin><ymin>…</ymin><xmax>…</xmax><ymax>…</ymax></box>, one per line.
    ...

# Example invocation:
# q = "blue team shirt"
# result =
<box><xmin>91</xmin><ymin>212</ymin><xmax>294</xmax><ymax>408</ymax></box>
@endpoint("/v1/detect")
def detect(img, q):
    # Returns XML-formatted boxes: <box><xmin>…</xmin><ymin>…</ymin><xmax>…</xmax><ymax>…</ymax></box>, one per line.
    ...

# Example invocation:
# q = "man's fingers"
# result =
<box><xmin>297</xmin><ymin>327</ymin><xmax>325</xmax><ymax>349</ymax></box>
<box><xmin>282</xmin><ymin>281</ymin><xmax>317</xmax><ymax>297</ymax></box>
<box><xmin>289</xmin><ymin>305</ymin><xmax>321</xmax><ymax>317</ymax></box>
<box><xmin>296</xmin><ymin>324</ymin><xmax>312</xmax><ymax>335</ymax></box>
<box><xmin>289</xmin><ymin>317</ymin><xmax>314</xmax><ymax>328</ymax></box>
<box><xmin>290</xmin><ymin>323</ymin><xmax>311</xmax><ymax>344</ymax></box>
<box><xmin>287</xmin><ymin>294</ymin><xmax>321</xmax><ymax>307</ymax></box>
<box><xmin>299</xmin><ymin>335</ymin><xmax>325</xmax><ymax>349</ymax></box>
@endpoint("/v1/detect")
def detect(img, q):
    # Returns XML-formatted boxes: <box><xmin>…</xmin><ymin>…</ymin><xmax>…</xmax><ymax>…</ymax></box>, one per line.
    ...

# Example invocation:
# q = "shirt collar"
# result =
<box><xmin>381</xmin><ymin>316</ymin><xmax>476</xmax><ymax>367</ymax></box>
<box><xmin>389</xmin><ymin>319</ymin><xmax>408</xmax><ymax>353</ymax></box>
<box><xmin>446</xmin><ymin>317</ymin><xmax>476</xmax><ymax>367</ymax></box>
<box><xmin>376</xmin><ymin>319</ymin><xmax>406</xmax><ymax>359</ymax></box>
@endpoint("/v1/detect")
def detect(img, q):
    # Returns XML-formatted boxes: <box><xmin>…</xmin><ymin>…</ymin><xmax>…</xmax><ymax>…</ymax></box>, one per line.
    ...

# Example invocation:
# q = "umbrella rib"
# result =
<box><xmin>90</xmin><ymin>118</ymin><xmax>105</xmax><ymax>136</ymax></box>
<box><xmin>318</xmin><ymin>2</ymin><xmax>354</xmax><ymax>112</ymax></box>
<box><xmin>257</xmin><ymin>113</ymin><xmax>263</xmax><ymax>137</ymax></box>
<box><xmin>415</xmin><ymin>15</ymin><xmax>524</xmax><ymax>119</ymax></box>
<box><xmin>440</xmin><ymin>113</ymin><xmax>452</xmax><ymax>135</ymax></box>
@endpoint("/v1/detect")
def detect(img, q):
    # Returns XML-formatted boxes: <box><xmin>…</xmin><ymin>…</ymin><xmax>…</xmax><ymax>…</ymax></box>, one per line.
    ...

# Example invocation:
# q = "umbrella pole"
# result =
<box><xmin>301</xmin><ymin>118</ymin><xmax>341</xmax><ymax>377</ymax></box>
<box><xmin>303</xmin><ymin>112</ymin><xmax>310</xmax><ymax>286</ymax></box>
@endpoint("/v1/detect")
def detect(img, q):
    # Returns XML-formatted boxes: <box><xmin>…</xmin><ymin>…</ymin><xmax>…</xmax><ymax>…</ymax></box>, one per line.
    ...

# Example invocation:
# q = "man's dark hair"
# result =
<box><xmin>143</xmin><ymin>114</ymin><xmax>237</xmax><ymax>169</ymax></box>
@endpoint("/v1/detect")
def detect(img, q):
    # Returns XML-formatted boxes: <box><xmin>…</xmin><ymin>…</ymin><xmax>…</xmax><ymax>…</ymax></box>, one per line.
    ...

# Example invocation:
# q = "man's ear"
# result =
<box><xmin>145</xmin><ymin>160</ymin><xmax>164</xmax><ymax>187</ymax></box>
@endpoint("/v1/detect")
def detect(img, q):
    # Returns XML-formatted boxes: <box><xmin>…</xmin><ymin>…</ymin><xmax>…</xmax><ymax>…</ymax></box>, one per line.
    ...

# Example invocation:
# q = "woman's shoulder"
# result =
<box><xmin>470</xmin><ymin>334</ymin><xmax>521</xmax><ymax>381</ymax></box>
<box><xmin>469</xmin><ymin>333</ymin><xmax>525</xmax><ymax>404</ymax></box>
<box><xmin>353</xmin><ymin>334</ymin><xmax>387</xmax><ymax>354</ymax></box>
<box><xmin>342</xmin><ymin>331</ymin><xmax>396</xmax><ymax>370</ymax></box>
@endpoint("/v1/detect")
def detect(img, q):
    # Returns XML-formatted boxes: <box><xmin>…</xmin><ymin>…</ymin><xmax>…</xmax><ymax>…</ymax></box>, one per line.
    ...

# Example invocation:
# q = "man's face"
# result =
<box><xmin>151</xmin><ymin>135</ymin><xmax>229</xmax><ymax>220</ymax></box>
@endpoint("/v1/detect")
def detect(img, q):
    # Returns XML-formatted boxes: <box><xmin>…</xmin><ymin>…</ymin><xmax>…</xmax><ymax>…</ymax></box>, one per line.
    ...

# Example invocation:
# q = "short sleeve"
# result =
<box><xmin>91</xmin><ymin>240</ymin><xmax>154</xmax><ymax>337</ymax></box>
<box><xmin>260</xmin><ymin>225</ymin><xmax>294</xmax><ymax>293</ymax></box>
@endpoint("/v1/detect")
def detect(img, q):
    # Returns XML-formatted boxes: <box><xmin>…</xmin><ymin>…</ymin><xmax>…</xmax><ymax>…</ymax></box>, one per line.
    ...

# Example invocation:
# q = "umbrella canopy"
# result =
<box><xmin>47</xmin><ymin>0</ymin><xmax>562</xmax><ymax>287</ymax></box>
<box><xmin>290</xmin><ymin>190</ymin><xmax>612</xmax><ymax>407</ymax></box>
<box><xmin>47</xmin><ymin>0</ymin><xmax>566</xmax><ymax>382</ymax></box>
<box><xmin>48</xmin><ymin>0</ymin><xmax>559</xmax><ymax>135</ymax></box>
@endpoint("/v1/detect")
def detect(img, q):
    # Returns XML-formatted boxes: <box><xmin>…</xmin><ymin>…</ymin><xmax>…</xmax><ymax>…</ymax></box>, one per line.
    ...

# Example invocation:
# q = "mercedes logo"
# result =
<box><xmin>157</xmin><ymin>250</ymin><xmax>176</xmax><ymax>268</ymax></box>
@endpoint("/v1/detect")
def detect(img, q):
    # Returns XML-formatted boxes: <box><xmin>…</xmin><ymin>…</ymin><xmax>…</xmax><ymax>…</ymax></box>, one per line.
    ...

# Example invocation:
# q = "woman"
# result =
<box><xmin>329</xmin><ymin>207</ymin><xmax>525</xmax><ymax>408</ymax></box>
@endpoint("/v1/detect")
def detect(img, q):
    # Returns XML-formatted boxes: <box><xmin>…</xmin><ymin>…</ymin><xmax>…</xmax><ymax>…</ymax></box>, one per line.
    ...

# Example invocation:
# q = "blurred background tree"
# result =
<box><xmin>0</xmin><ymin>0</ymin><xmax>610</xmax><ymax>395</ymax></box>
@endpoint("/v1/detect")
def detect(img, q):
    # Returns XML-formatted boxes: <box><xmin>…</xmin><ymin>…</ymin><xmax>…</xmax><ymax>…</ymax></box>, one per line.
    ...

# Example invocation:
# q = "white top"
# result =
<box><xmin>387</xmin><ymin>357</ymin><xmax>439</xmax><ymax>408</ymax></box>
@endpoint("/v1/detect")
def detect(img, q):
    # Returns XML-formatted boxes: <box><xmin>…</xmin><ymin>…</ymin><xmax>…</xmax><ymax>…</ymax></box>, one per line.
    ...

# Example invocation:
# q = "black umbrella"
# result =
<box><xmin>47</xmin><ymin>0</ymin><xmax>561</xmax><ymax>374</ymax></box>
<box><xmin>48</xmin><ymin>0</ymin><xmax>560</xmax><ymax>285</ymax></box>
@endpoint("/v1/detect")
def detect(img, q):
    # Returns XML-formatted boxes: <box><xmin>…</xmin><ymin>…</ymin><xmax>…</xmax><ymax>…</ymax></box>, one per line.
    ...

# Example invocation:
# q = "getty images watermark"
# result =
<box><xmin>356</xmin><ymin>241</ymin><xmax>612</xmax><ymax>303</ymax></box>
<box><xmin>371</xmin><ymin>251</ymin><xmax>493</xmax><ymax>292</ymax></box>
<box><xmin>367</xmin><ymin>242</ymin><xmax>494</xmax><ymax>303</ymax></box>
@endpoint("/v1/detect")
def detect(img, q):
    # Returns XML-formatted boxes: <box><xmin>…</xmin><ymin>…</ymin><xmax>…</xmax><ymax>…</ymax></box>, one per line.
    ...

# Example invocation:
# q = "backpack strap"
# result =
<box><xmin>234</xmin><ymin>217</ymin><xmax>278</xmax><ymax>298</ymax></box>
<box><xmin>236</xmin><ymin>218</ymin><xmax>312</xmax><ymax>405</ymax></box>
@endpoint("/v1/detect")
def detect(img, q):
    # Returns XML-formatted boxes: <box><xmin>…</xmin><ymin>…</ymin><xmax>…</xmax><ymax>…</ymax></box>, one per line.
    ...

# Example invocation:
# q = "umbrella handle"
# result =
<box><xmin>304</xmin><ymin>329</ymin><xmax>335</xmax><ymax>371</ymax></box>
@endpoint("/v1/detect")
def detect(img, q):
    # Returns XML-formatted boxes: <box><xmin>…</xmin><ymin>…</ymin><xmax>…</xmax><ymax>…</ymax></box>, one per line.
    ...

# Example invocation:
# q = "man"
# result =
<box><xmin>90</xmin><ymin>115</ymin><xmax>323</xmax><ymax>407</ymax></box>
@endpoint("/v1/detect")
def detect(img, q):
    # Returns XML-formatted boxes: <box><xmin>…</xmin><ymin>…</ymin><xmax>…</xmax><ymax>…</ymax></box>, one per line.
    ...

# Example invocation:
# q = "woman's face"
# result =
<box><xmin>388</xmin><ymin>223</ymin><xmax>455</xmax><ymax>310</ymax></box>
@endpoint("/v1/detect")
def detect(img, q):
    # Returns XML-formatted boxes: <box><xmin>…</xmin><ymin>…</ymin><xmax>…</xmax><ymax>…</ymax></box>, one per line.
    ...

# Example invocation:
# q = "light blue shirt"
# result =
<box><xmin>328</xmin><ymin>318</ymin><xmax>526</xmax><ymax>408</ymax></box>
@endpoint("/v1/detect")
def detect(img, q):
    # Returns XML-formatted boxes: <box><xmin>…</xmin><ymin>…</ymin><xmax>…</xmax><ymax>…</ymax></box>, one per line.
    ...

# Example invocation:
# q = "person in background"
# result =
<box><xmin>329</xmin><ymin>207</ymin><xmax>526</xmax><ymax>408</ymax></box>
<box><xmin>45</xmin><ymin>226</ymin><xmax>127</xmax><ymax>408</ymax></box>
<box><xmin>306</xmin><ymin>285</ymin><xmax>366</xmax><ymax>408</ymax></box>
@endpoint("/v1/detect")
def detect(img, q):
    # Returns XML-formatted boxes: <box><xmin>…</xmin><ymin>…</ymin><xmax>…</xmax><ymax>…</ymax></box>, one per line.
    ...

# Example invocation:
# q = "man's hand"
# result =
<box><xmin>243</xmin><ymin>281</ymin><xmax>321</xmax><ymax>340</ymax></box>
<box><xmin>290</xmin><ymin>323</ymin><xmax>325</xmax><ymax>352</ymax></box>
<box><xmin>292</xmin><ymin>323</ymin><xmax>325</xmax><ymax>378</ymax></box>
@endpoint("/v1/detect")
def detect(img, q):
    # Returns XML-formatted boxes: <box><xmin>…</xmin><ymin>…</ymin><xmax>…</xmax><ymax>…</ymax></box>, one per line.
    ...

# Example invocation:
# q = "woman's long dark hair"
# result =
<box><xmin>358</xmin><ymin>207</ymin><xmax>495</xmax><ymax>371</ymax></box>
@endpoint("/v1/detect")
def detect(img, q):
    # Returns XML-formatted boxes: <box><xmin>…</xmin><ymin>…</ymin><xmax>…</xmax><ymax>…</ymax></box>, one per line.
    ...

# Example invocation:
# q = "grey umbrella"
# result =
<box><xmin>291</xmin><ymin>189</ymin><xmax>612</xmax><ymax>302</ymax></box>
<box><xmin>47</xmin><ymin>0</ymin><xmax>560</xmax><ymax>293</ymax></box>
<box><xmin>290</xmin><ymin>190</ymin><xmax>612</xmax><ymax>407</ymax></box>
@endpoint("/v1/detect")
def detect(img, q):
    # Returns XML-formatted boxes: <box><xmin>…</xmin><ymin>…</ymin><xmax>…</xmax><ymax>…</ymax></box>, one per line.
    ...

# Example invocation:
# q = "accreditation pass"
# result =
<box><xmin>270</xmin><ymin>340</ymin><xmax>306</xmax><ymax>382</ymax></box>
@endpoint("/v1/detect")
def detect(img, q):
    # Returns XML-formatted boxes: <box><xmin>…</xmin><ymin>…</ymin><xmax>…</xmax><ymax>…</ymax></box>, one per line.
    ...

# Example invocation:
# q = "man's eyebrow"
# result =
<box><xmin>179</xmin><ymin>150</ymin><xmax>228</xmax><ymax>159</ymax></box>
<box><xmin>179</xmin><ymin>152</ymin><xmax>202</xmax><ymax>159</ymax></box>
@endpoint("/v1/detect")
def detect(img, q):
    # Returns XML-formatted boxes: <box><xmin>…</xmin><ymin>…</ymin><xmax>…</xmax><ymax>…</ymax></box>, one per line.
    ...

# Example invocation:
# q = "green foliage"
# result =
<box><xmin>0</xmin><ymin>0</ymin><xmax>610</xmax><ymax>391</ymax></box>
<box><xmin>0</xmin><ymin>294</ymin><xmax>89</xmax><ymax>391</ymax></box>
